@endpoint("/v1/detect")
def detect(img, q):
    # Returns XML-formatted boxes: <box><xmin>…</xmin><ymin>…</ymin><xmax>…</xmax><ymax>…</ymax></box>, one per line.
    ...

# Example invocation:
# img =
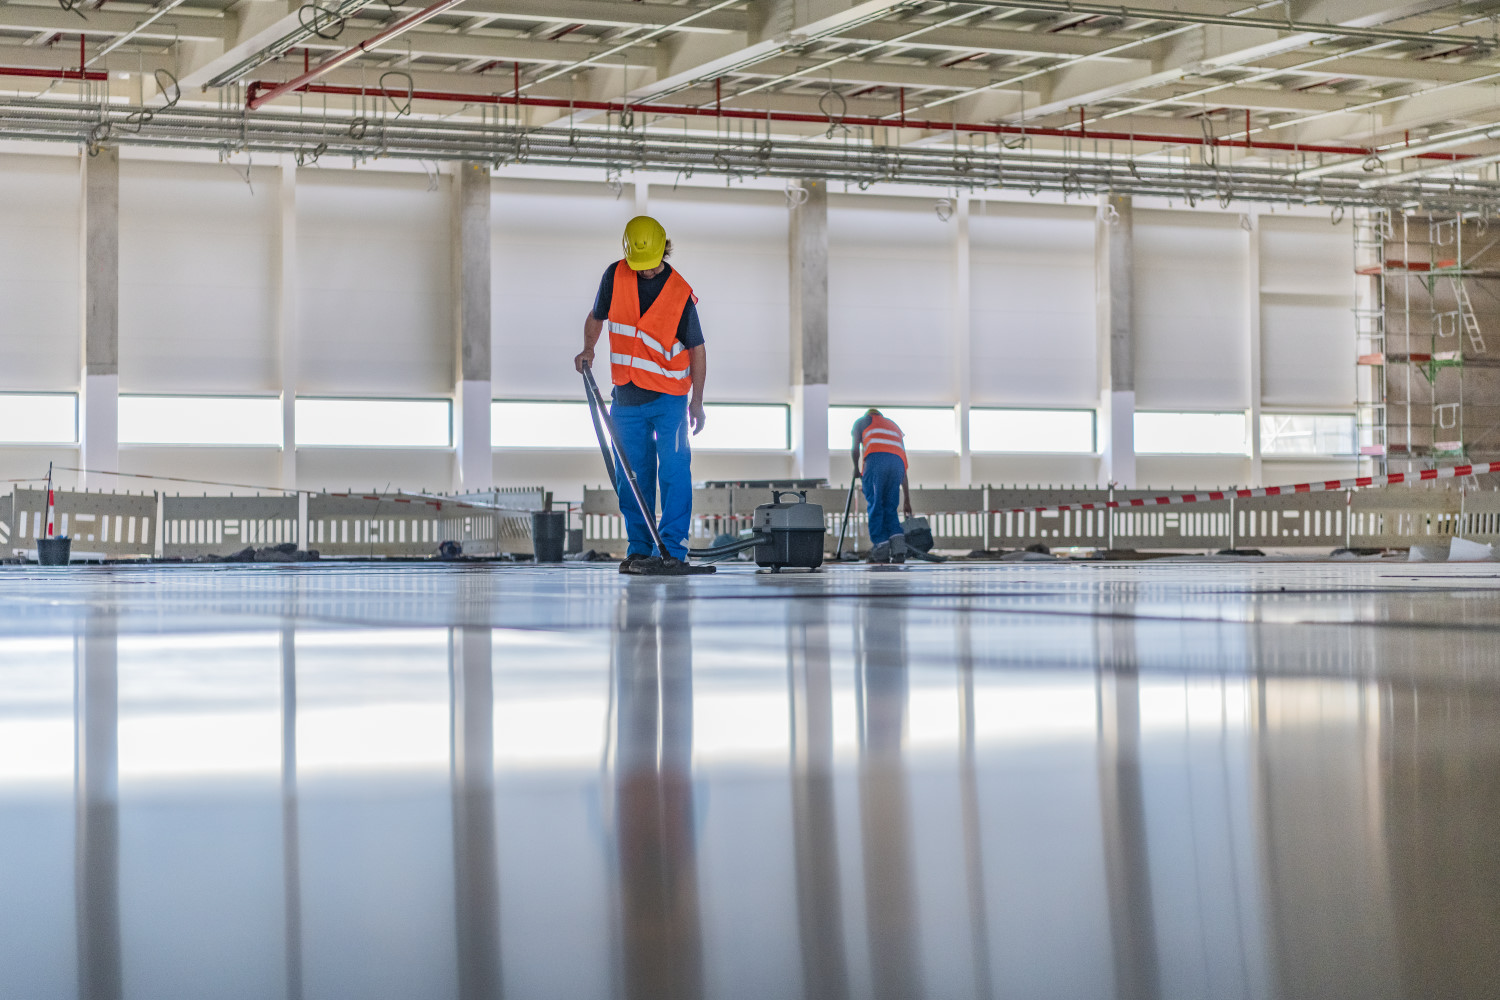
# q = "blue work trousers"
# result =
<box><xmin>611</xmin><ymin>393</ymin><xmax>693</xmax><ymax>559</ymax></box>
<box><xmin>862</xmin><ymin>451</ymin><xmax>906</xmax><ymax>545</ymax></box>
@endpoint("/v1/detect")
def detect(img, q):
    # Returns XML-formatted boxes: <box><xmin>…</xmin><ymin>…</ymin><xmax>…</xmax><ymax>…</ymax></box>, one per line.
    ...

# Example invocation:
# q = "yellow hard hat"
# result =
<box><xmin>622</xmin><ymin>215</ymin><xmax>667</xmax><ymax>270</ymax></box>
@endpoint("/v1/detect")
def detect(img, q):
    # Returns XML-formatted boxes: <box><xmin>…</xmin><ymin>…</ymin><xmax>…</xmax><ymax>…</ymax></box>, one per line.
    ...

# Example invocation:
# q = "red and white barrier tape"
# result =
<box><xmin>992</xmin><ymin>462</ymin><xmax>1500</xmax><ymax>516</ymax></box>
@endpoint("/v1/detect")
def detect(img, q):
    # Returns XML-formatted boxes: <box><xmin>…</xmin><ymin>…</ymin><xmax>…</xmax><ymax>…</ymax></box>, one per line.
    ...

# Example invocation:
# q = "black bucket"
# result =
<box><xmin>531</xmin><ymin>511</ymin><xmax>567</xmax><ymax>564</ymax></box>
<box><xmin>37</xmin><ymin>537</ymin><xmax>71</xmax><ymax>566</ymax></box>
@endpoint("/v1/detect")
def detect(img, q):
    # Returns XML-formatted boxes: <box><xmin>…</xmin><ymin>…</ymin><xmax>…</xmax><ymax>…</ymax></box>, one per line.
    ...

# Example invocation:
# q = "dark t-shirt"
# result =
<box><xmin>593</xmin><ymin>262</ymin><xmax>704</xmax><ymax>406</ymax></box>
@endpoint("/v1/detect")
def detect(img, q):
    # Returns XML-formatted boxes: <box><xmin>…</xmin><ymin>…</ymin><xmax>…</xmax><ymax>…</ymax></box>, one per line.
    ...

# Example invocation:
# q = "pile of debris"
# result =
<box><xmin>195</xmin><ymin>542</ymin><xmax>319</xmax><ymax>563</ymax></box>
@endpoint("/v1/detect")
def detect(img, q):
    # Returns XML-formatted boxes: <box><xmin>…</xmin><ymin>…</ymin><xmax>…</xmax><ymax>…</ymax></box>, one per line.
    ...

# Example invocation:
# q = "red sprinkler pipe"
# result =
<box><xmin>246</xmin><ymin>0</ymin><xmax>471</xmax><ymax>110</ymax></box>
<box><xmin>0</xmin><ymin>66</ymin><xmax>107</xmax><ymax>82</ymax></box>
<box><xmin>259</xmin><ymin>82</ymin><xmax>1477</xmax><ymax>162</ymax></box>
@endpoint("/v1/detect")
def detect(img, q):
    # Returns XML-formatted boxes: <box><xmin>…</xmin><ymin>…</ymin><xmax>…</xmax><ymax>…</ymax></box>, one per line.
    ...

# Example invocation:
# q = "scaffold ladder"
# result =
<box><xmin>1451</xmin><ymin>277</ymin><xmax>1487</xmax><ymax>353</ymax></box>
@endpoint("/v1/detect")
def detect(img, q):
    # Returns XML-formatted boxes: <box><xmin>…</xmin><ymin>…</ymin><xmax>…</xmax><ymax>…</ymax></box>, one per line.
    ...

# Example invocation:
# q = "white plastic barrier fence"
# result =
<box><xmin>307</xmin><ymin>492</ymin><xmax>506</xmax><ymax>558</ymax></box>
<box><xmin>161</xmin><ymin>495</ymin><xmax>299</xmax><ymax>558</ymax></box>
<box><xmin>11</xmin><ymin>488</ymin><xmax>156</xmax><ymax>560</ymax></box>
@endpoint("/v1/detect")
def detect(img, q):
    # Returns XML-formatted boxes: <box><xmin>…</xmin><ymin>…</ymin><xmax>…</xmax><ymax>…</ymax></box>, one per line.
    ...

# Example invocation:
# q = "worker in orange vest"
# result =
<box><xmin>575</xmin><ymin>216</ymin><xmax>708</xmax><ymax>574</ymax></box>
<box><xmin>851</xmin><ymin>409</ymin><xmax>913</xmax><ymax>563</ymax></box>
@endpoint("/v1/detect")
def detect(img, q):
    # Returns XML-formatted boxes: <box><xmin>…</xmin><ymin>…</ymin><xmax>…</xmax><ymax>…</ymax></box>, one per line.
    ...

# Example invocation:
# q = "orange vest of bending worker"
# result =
<box><xmin>861</xmin><ymin>413</ymin><xmax>908</xmax><ymax>468</ymax></box>
<box><xmin>607</xmin><ymin>260</ymin><xmax>695</xmax><ymax>396</ymax></box>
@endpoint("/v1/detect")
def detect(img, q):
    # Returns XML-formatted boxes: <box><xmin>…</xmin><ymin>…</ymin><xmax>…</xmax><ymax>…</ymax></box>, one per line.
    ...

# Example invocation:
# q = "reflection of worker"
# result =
<box><xmin>574</xmin><ymin>217</ymin><xmax>708</xmax><ymax>574</ymax></box>
<box><xmin>851</xmin><ymin>409</ymin><xmax>913</xmax><ymax>563</ymax></box>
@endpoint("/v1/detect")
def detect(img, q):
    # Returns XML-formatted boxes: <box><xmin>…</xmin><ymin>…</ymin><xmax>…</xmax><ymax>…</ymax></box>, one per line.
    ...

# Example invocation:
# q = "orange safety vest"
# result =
<box><xmin>607</xmin><ymin>260</ymin><xmax>695</xmax><ymax>396</ymax></box>
<box><xmin>861</xmin><ymin>413</ymin><xmax>908</xmax><ymax>468</ymax></box>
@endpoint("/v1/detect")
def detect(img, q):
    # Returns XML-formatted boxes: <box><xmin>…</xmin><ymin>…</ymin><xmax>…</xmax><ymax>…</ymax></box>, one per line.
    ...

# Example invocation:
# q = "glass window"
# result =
<box><xmin>120</xmin><ymin>395</ymin><xmax>281</xmax><ymax>446</ymax></box>
<box><xmin>296</xmin><ymin>398</ymin><xmax>450</xmax><ymax>448</ymax></box>
<box><xmin>1261</xmin><ymin>413</ymin><xmax>1357</xmax><ymax>456</ymax></box>
<box><xmin>492</xmin><ymin>401</ymin><xmax>598</xmax><ymax>449</ymax></box>
<box><xmin>492</xmin><ymin>401</ymin><xmax>788</xmax><ymax>450</ymax></box>
<box><xmin>829</xmin><ymin>406</ymin><xmax>958</xmax><ymax>453</ymax></box>
<box><xmin>695</xmin><ymin>404</ymin><xmax>788</xmax><ymax>450</ymax></box>
<box><xmin>1135</xmin><ymin>411</ymin><xmax>1248</xmax><ymax>455</ymax></box>
<box><xmin>0</xmin><ymin>393</ymin><xmax>76</xmax><ymax>445</ymax></box>
<box><xmin>970</xmin><ymin>408</ymin><xmax>1095</xmax><ymax>453</ymax></box>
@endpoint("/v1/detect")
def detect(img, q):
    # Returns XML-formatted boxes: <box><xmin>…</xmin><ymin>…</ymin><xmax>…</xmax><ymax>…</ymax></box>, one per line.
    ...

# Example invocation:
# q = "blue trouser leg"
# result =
<box><xmin>861</xmin><ymin>452</ymin><xmax>904</xmax><ymax>544</ymax></box>
<box><xmin>611</xmin><ymin>394</ymin><xmax>693</xmax><ymax>559</ymax></box>
<box><xmin>649</xmin><ymin>395</ymin><xmax>693</xmax><ymax>560</ymax></box>
<box><xmin>611</xmin><ymin>401</ymin><xmax>659</xmax><ymax>557</ymax></box>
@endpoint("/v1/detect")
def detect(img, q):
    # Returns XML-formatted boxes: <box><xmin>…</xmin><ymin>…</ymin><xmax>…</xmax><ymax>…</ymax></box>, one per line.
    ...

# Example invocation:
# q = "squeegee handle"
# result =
<box><xmin>834</xmin><ymin>473</ymin><xmax>858</xmax><ymax>559</ymax></box>
<box><xmin>582</xmin><ymin>367</ymin><xmax>670</xmax><ymax>559</ymax></box>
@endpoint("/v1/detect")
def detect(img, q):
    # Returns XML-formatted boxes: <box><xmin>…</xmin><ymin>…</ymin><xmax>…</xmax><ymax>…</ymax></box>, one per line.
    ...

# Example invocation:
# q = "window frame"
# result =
<box><xmin>118</xmin><ymin>393</ymin><xmax>282</xmax><ymax>448</ymax></box>
<box><xmin>1133</xmin><ymin>410</ymin><xmax>1250</xmax><ymax>456</ymax></box>
<box><xmin>0</xmin><ymin>392</ymin><xmax>78</xmax><ymax>446</ymax></box>
<box><xmin>968</xmin><ymin>406</ymin><xmax>1098</xmax><ymax>455</ymax></box>
<box><xmin>295</xmin><ymin>396</ymin><xmax>453</xmax><ymax>449</ymax></box>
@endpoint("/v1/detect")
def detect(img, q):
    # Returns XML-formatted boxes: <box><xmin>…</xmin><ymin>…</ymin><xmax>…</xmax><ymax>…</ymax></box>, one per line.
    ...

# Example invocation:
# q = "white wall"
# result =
<box><xmin>828</xmin><ymin>194</ymin><xmax>956</xmax><ymax>405</ymax></box>
<box><xmin>298</xmin><ymin>169</ymin><xmax>452</xmax><ymax>396</ymax></box>
<box><xmin>0</xmin><ymin>153</ymin><xmax>79</xmax><ymax>390</ymax></box>
<box><xmin>119</xmin><ymin>160</ymin><xmax>278</xmax><ymax>394</ymax></box>
<box><xmin>651</xmin><ymin>185</ymin><xmax>789</xmax><ymax>403</ymax></box>
<box><xmin>1259</xmin><ymin>215</ymin><xmax>1355</xmax><ymax>410</ymax></box>
<box><xmin>0</xmin><ymin>150</ymin><xmax>1359</xmax><ymax>497</ymax></box>
<box><xmin>490</xmin><ymin>177</ymin><xmax>636</xmax><ymax>399</ymax></box>
<box><xmin>1134</xmin><ymin>210</ymin><xmax>1250</xmax><ymax>411</ymax></box>
<box><xmin>970</xmin><ymin>201</ymin><xmax>1097</xmax><ymax>407</ymax></box>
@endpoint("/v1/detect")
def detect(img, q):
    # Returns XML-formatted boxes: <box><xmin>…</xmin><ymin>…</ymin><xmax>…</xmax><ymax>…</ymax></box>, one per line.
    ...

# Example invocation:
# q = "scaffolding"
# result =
<box><xmin>1355</xmin><ymin>209</ymin><xmax>1500</xmax><ymax>476</ymax></box>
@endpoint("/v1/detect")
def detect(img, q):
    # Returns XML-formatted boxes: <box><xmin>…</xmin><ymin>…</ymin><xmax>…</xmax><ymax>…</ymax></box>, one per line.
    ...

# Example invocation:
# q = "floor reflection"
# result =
<box><xmin>0</xmin><ymin>565</ymin><xmax>1499</xmax><ymax>998</ymax></box>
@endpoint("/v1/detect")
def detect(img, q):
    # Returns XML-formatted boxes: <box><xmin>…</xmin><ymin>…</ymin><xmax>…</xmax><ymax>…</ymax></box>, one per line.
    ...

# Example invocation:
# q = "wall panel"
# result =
<box><xmin>970</xmin><ymin>202</ymin><xmax>1096</xmax><ymax>406</ymax></box>
<box><xmin>0</xmin><ymin>153</ymin><xmax>79</xmax><ymax>388</ymax></box>
<box><xmin>1260</xmin><ymin>216</ymin><xmax>1355</xmax><ymax>408</ymax></box>
<box><xmin>119</xmin><ymin>160</ymin><xmax>278</xmax><ymax>393</ymax></box>
<box><xmin>299</xmin><ymin>169</ymin><xmax>451</xmax><ymax>395</ymax></box>
<box><xmin>1135</xmin><ymin>211</ymin><xmax>1249</xmax><ymax>410</ymax></box>
<box><xmin>491</xmin><ymin>178</ymin><xmax>636</xmax><ymax>399</ymax></box>
<box><xmin>828</xmin><ymin>194</ymin><xmax>955</xmax><ymax>404</ymax></box>
<box><xmin>651</xmin><ymin>186</ymin><xmax>789</xmax><ymax>402</ymax></box>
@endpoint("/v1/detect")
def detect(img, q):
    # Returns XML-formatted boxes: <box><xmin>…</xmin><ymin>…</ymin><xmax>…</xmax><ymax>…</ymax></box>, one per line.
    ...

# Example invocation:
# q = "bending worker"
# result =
<box><xmin>574</xmin><ymin>216</ymin><xmax>708</xmax><ymax>574</ymax></box>
<box><xmin>851</xmin><ymin>408</ymin><xmax>914</xmax><ymax>563</ymax></box>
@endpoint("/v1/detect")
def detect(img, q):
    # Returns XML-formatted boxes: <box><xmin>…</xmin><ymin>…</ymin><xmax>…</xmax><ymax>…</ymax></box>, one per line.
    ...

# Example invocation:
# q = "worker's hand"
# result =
<box><xmin>852</xmin><ymin>464</ymin><xmax>861</xmax><ymax>479</ymax></box>
<box><xmin>902</xmin><ymin>498</ymin><xmax>914</xmax><ymax>518</ymax></box>
<box><xmin>689</xmin><ymin>400</ymin><xmax>707</xmax><ymax>435</ymax></box>
<box><xmin>573</xmin><ymin>348</ymin><xmax>594</xmax><ymax>373</ymax></box>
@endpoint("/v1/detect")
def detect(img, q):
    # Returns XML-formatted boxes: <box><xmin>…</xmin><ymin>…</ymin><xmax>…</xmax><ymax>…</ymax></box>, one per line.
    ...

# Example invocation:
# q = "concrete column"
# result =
<box><xmin>79</xmin><ymin>149</ymin><xmax>120</xmax><ymax>489</ymax></box>
<box><xmin>1246</xmin><ymin>210</ymin><xmax>1264</xmax><ymax>487</ymax></box>
<box><xmin>452</xmin><ymin>162</ymin><xmax>493</xmax><ymax>493</ymax></box>
<box><xmin>277</xmin><ymin>160</ymin><xmax>298</xmax><ymax>492</ymax></box>
<box><xmin>1096</xmin><ymin>194</ymin><xmax>1136</xmax><ymax>488</ymax></box>
<box><xmin>953</xmin><ymin>194</ymin><xmax>972</xmax><ymax>486</ymax></box>
<box><xmin>790</xmin><ymin>178</ymin><xmax>830</xmax><ymax>482</ymax></box>
<box><xmin>634</xmin><ymin>178</ymin><xmax>649</xmax><ymax>217</ymax></box>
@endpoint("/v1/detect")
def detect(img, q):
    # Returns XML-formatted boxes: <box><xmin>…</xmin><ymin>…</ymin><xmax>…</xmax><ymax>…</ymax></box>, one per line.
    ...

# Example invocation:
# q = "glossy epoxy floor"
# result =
<box><xmin>3</xmin><ymin>560</ymin><xmax>1500</xmax><ymax>1000</ymax></box>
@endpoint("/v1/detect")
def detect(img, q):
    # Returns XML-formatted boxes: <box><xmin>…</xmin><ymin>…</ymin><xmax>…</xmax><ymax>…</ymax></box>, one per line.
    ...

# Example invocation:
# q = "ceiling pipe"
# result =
<box><xmin>0</xmin><ymin>66</ymin><xmax>108</xmax><ymax>82</ymax></box>
<box><xmin>1295</xmin><ymin>126</ymin><xmax>1500</xmax><ymax>182</ymax></box>
<box><xmin>951</xmin><ymin>0</ymin><xmax>1489</xmax><ymax>47</ymax></box>
<box><xmin>246</xmin><ymin>0</ymin><xmax>471</xmax><ymax>111</ymax></box>
<box><xmin>1361</xmin><ymin>150</ymin><xmax>1500</xmax><ymax>189</ymax></box>
<box><xmin>254</xmin><ymin>81</ymin><xmax>1475</xmax><ymax>164</ymax></box>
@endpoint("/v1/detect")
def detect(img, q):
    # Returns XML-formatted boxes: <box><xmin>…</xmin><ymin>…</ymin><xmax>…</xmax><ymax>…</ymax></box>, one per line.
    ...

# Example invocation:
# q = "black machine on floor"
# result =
<box><xmin>752</xmin><ymin>491</ymin><xmax>825</xmax><ymax>572</ymax></box>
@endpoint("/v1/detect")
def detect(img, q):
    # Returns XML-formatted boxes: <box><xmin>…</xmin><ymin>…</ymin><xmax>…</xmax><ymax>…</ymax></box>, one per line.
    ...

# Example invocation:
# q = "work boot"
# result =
<box><xmin>619</xmin><ymin>553</ymin><xmax>650</xmax><ymax>575</ymax></box>
<box><xmin>888</xmin><ymin>533</ymin><xmax>907</xmax><ymax>564</ymax></box>
<box><xmin>867</xmin><ymin>540</ymin><xmax>891</xmax><ymax>563</ymax></box>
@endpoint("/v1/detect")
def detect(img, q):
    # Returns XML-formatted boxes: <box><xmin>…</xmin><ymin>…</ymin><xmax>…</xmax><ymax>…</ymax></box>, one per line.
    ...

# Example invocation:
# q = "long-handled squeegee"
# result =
<box><xmin>582</xmin><ymin>366</ymin><xmax>717</xmax><ymax>576</ymax></box>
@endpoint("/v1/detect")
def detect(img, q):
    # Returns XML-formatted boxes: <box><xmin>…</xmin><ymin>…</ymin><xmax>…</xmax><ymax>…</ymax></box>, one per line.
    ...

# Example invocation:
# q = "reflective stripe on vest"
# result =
<box><xmin>609</xmin><ymin>353</ymin><xmax>690</xmax><ymax>381</ymax></box>
<box><xmin>606</xmin><ymin>259</ymin><xmax>694</xmax><ymax>396</ymax></box>
<box><xmin>607</xmin><ymin>320</ymin><xmax>685</xmax><ymax>361</ymax></box>
<box><xmin>861</xmin><ymin>415</ymin><xmax>907</xmax><ymax>467</ymax></box>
